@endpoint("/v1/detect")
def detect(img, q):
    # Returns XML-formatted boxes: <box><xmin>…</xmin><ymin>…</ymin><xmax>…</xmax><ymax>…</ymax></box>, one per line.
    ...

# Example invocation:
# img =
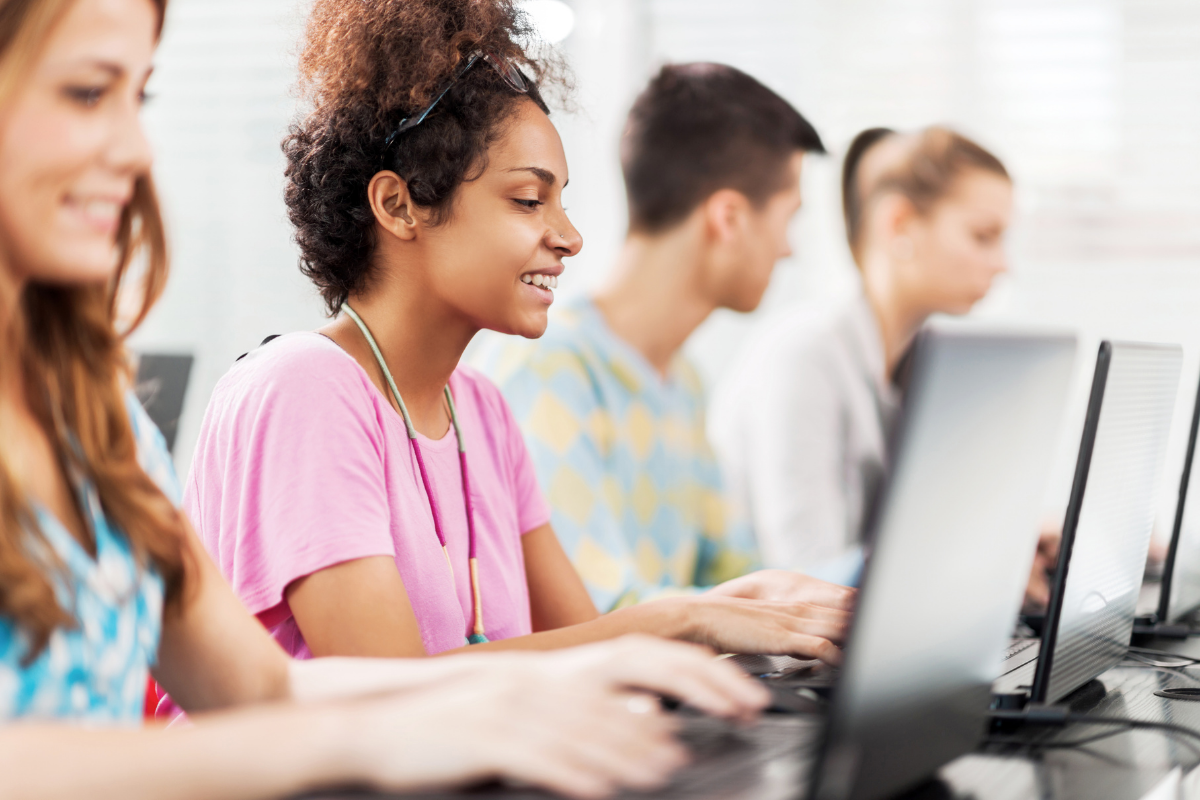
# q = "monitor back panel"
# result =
<box><xmin>810</xmin><ymin>330</ymin><xmax>1076</xmax><ymax>800</ymax></box>
<box><xmin>134</xmin><ymin>353</ymin><xmax>194</xmax><ymax>454</ymax></box>
<box><xmin>1038</xmin><ymin>342</ymin><xmax>1181</xmax><ymax>704</ymax></box>
<box><xmin>1163</xmin><ymin>373</ymin><xmax>1200</xmax><ymax>622</ymax></box>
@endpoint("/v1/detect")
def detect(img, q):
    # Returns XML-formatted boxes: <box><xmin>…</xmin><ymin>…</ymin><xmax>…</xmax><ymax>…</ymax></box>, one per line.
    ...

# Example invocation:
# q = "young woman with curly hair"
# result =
<box><xmin>185</xmin><ymin>0</ymin><xmax>853</xmax><ymax>667</ymax></box>
<box><xmin>0</xmin><ymin>0</ymin><xmax>771</xmax><ymax>796</ymax></box>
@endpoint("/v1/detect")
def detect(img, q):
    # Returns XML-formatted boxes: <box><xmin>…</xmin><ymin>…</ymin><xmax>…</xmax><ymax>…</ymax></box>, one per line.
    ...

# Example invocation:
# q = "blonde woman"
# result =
<box><xmin>711</xmin><ymin>127</ymin><xmax>1012</xmax><ymax>581</ymax></box>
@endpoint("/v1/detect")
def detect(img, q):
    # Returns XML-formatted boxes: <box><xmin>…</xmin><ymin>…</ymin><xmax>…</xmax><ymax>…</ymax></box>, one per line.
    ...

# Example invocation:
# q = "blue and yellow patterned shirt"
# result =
<box><xmin>475</xmin><ymin>299</ymin><xmax>758</xmax><ymax>611</ymax></box>
<box><xmin>0</xmin><ymin>393</ymin><xmax>179</xmax><ymax>724</ymax></box>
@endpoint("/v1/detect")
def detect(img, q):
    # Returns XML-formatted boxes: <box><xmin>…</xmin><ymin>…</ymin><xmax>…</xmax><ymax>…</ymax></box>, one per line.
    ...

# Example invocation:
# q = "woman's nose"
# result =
<box><xmin>550</xmin><ymin>217</ymin><xmax>583</xmax><ymax>257</ymax></box>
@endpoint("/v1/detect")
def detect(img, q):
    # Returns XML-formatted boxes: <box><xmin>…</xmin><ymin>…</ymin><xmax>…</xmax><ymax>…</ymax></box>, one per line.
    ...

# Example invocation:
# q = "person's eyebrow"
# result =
<box><xmin>508</xmin><ymin>166</ymin><xmax>565</xmax><ymax>188</ymax></box>
<box><xmin>67</xmin><ymin>59</ymin><xmax>125</xmax><ymax>78</ymax></box>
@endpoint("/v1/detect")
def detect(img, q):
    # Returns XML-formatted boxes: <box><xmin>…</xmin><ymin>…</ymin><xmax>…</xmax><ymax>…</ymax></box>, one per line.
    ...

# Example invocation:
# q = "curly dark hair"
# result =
<box><xmin>283</xmin><ymin>0</ymin><xmax>565</xmax><ymax>314</ymax></box>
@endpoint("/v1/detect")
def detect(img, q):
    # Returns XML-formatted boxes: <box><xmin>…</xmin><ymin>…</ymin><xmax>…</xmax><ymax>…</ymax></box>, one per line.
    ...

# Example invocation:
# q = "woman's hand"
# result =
<box><xmin>335</xmin><ymin>636</ymin><xmax>766</xmax><ymax>798</ymax></box>
<box><xmin>524</xmin><ymin>634</ymin><xmax>769</xmax><ymax>721</ymax></box>
<box><xmin>337</xmin><ymin>673</ymin><xmax>682</xmax><ymax>799</ymax></box>
<box><xmin>652</xmin><ymin>594</ymin><xmax>851</xmax><ymax>664</ymax></box>
<box><xmin>708</xmin><ymin>569</ymin><xmax>857</xmax><ymax>610</ymax></box>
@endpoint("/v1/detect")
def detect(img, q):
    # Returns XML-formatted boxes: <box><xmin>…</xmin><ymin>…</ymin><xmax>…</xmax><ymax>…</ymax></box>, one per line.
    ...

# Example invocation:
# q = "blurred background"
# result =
<box><xmin>136</xmin><ymin>0</ymin><xmax>1200</xmax><ymax>529</ymax></box>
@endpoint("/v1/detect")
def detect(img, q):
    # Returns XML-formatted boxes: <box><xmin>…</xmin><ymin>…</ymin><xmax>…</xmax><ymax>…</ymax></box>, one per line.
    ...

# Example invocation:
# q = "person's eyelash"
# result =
<box><xmin>65</xmin><ymin>86</ymin><xmax>105</xmax><ymax>107</ymax></box>
<box><xmin>139</xmin><ymin>90</ymin><xmax>156</xmax><ymax>105</ymax></box>
<box><xmin>514</xmin><ymin>199</ymin><xmax>543</xmax><ymax>209</ymax></box>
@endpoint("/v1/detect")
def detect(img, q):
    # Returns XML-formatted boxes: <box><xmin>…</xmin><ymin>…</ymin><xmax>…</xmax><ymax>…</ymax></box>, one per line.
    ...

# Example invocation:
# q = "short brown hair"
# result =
<box><xmin>620</xmin><ymin>63</ymin><xmax>825</xmax><ymax>234</ymax></box>
<box><xmin>841</xmin><ymin>126</ymin><xmax>1010</xmax><ymax>264</ymax></box>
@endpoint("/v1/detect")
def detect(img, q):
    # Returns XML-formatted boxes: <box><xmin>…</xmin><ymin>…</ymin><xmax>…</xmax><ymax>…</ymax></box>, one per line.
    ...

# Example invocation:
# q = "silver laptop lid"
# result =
<box><xmin>1035</xmin><ymin>341</ymin><xmax>1181</xmax><ymax>704</ymax></box>
<box><xmin>811</xmin><ymin>329</ymin><xmax>1076</xmax><ymax>800</ymax></box>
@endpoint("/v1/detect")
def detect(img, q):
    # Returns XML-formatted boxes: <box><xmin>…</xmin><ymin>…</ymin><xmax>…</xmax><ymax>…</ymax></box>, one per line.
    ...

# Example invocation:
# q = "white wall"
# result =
<box><xmin>134</xmin><ymin>0</ymin><xmax>324</xmax><ymax>473</ymax></box>
<box><xmin>138</xmin><ymin>0</ymin><xmax>1200</xmax><ymax>527</ymax></box>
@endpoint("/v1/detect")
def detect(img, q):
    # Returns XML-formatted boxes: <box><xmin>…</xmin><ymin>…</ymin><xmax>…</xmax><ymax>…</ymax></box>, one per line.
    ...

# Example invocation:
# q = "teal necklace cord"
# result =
<box><xmin>340</xmin><ymin>302</ymin><xmax>488</xmax><ymax>645</ymax></box>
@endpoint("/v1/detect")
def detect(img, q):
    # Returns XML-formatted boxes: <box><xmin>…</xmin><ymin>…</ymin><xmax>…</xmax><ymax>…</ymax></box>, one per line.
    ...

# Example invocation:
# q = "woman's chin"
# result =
<box><xmin>27</xmin><ymin>246</ymin><xmax>119</xmax><ymax>286</ymax></box>
<box><xmin>514</xmin><ymin>314</ymin><xmax>550</xmax><ymax>340</ymax></box>
<box><xmin>487</xmin><ymin>311</ymin><xmax>549</xmax><ymax>340</ymax></box>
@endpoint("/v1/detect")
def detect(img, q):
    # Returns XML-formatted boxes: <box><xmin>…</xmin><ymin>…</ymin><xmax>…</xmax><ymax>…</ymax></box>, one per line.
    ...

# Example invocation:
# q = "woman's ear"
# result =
<box><xmin>367</xmin><ymin>170</ymin><xmax>419</xmax><ymax>241</ymax></box>
<box><xmin>871</xmin><ymin>193</ymin><xmax>918</xmax><ymax>247</ymax></box>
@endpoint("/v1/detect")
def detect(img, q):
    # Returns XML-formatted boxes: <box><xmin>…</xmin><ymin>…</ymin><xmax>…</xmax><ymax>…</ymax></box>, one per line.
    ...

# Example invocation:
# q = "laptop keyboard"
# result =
<box><xmin>725</xmin><ymin>654</ymin><xmax>821</xmax><ymax>678</ymax></box>
<box><xmin>1003</xmin><ymin>639</ymin><xmax>1037</xmax><ymax>663</ymax></box>
<box><xmin>614</xmin><ymin>714</ymin><xmax>820</xmax><ymax>799</ymax></box>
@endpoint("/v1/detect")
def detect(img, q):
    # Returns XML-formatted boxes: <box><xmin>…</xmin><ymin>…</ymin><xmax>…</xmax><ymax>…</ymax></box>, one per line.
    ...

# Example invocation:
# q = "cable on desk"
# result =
<box><xmin>1118</xmin><ymin>662</ymin><xmax>1200</xmax><ymax>688</ymax></box>
<box><xmin>988</xmin><ymin>708</ymin><xmax>1200</xmax><ymax>749</ymax></box>
<box><xmin>986</xmin><ymin>726</ymin><xmax>1129</xmax><ymax>751</ymax></box>
<box><xmin>1126</xmin><ymin>646</ymin><xmax>1200</xmax><ymax>667</ymax></box>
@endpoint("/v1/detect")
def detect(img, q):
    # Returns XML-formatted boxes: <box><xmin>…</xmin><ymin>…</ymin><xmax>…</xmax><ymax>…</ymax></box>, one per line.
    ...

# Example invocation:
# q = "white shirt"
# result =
<box><xmin>709</xmin><ymin>292</ymin><xmax>902</xmax><ymax>576</ymax></box>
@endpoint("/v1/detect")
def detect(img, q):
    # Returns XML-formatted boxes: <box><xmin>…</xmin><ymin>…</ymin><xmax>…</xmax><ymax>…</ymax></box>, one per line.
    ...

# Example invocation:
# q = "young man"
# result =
<box><xmin>475</xmin><ymin>63</ymin><xmax>826</xmax><ymax>610</ymax></box>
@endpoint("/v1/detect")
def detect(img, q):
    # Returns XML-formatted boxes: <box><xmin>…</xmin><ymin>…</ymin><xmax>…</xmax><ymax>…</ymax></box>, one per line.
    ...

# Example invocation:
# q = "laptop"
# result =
<box><xmin>992</xmin><ymin>341</ymin><xmax>1181</xmax><ymax>706</ymax></box>
<box><xmin>133</xmin><ymin>352</ymin><xmax>194</xmax><ymax>454</ymax></box>
<box><xmin>330</xmin><ymin>329</ymin><xmax>1075</xmax><ymax>800</ymax></box>
<box><xmin>1136</xmin><ymin>370</ymin><xmax>1200</xmax><ymax>634</ymax></box>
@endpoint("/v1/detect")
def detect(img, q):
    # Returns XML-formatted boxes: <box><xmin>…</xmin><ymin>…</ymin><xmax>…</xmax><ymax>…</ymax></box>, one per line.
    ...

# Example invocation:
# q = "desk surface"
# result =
<box><xmin>938</xmin><ymin>659</ymin><xmax>1200</xmax><ymax>800</ymax></box>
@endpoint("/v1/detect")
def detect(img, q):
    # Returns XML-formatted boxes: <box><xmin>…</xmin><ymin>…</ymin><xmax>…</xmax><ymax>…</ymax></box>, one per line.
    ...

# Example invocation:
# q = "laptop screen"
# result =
<box><xmin>812</xmin><ymin>329</ymin><xmax>1075</xmax><ymax>800</ymax></box>
<box><xmin>1165</xmin><ymin>374</ymin><xmax>1200</xmax><ymax>622</ymax></box>
<box><xmin>1037</xmin><ymin>342</ymin><xmax>1181</xmax><ymax>704</ymax></box>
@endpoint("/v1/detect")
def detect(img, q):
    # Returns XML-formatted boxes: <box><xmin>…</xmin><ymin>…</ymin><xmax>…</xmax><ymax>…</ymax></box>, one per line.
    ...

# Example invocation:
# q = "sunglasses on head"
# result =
<box><xmin>382</xmin><ymin>50</ymin><xmax>529</xmax><ymax>153</ymax></box>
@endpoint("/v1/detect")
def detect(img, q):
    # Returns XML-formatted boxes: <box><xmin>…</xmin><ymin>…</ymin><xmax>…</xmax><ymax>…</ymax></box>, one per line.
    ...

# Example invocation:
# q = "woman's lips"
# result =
<box><xmin>64</xmin><ymin>195</ymin><xmax>125</xmax><ymax>235</ymax></box>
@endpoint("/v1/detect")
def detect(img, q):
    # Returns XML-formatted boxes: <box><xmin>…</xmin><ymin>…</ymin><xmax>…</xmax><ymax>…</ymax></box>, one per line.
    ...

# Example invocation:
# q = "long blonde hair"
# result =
<box><xmin>0</xmin><ymin>0</ymin><xmax>188</xmax><ymax>662</ymax></box>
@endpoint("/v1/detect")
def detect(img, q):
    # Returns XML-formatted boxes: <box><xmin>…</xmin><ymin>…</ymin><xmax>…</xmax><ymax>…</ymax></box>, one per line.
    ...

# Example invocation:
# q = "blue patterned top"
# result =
<box><xmin>0</xmin><ymin>393</ymin><xmax>181</xmax><ymax>725</ymax></box>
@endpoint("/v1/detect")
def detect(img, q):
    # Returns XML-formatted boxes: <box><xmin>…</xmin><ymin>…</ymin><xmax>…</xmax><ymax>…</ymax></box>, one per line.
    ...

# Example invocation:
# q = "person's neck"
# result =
<box><xmin>591</xmin><ymin>229</ymin><xmax>716</xmax><ymax>378</ymax></box>
<box><xmin>859</xmin><ymin>248</ymin><xmax>928</xmax><ymax>377</ymax></box>
<box><xmin>328</xmin><ymin>269</ymin><xmax>477</xmax><ymax>439</ymax></box>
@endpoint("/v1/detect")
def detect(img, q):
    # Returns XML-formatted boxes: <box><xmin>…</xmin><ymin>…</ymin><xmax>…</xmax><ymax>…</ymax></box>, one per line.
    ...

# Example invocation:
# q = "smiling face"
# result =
<box><xmin>0</xmin><ymin>0</ymin><xmax>157</xmax><ymax>291</ymax></box>
<box><xmin>395</xmin><ymin>98</ymin><xmax>581</xmax><ymax>339</ymax></box>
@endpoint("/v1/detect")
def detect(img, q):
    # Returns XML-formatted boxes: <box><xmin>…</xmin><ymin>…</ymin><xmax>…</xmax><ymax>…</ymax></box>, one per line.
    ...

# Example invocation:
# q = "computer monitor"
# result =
<box><xmin>134</xmin><ymin>352</ymin><xmax>194</xmax><ymax>454</ymax></box>
<box><xmin>1158</xmin><ymin>371</ymin><xmax>1200</xmax><ymax>623</ymax></box>
<box><xmin>1032</xmin><ymin>341</ymin><xmax>1181</xmax><ymax>704</ymax></box>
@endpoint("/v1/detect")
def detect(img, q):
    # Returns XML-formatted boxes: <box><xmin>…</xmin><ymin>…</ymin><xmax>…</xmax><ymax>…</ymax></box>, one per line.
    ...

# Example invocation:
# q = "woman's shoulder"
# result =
<box><xmin>195</xmin><ymin>332</ymin><xmax>389</xmax><ymax>454</ymax></box>
<box><xmin>229</xmin><ymin>331</ymin><xmax>361</xmax><ymax>379</ymax></box>
<box><xmin>215</xmin><ymin>332</ymin><xmax>376</xmax><ymax>405</ymax></box>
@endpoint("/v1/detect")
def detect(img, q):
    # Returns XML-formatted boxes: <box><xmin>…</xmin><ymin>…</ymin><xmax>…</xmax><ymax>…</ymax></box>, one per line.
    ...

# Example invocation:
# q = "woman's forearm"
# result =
<box><xmin>434</xmin><ymin>599</ymin><xmax>695</xmax><ymax>656</ymax></box>
<box><xmin>0</xmin><ymin>707</ymin><xmax>358</xmax><ymax>800</ymax></box>
<box><xmin>286</xmin><ymin>652</ymin><xmax>514</xmax><ymax>703</ymax></box>
<box><xmin>434</xmin><ymin>594</ymin><xmax>846</xmax><ymax>663</ymax></box>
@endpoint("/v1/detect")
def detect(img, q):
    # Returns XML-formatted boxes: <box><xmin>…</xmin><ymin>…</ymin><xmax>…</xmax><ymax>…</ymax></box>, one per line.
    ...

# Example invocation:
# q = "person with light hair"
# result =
<box><xmin>710</xmin><ymin>127</ymin><xmax>1016</xmax><ymax>586</ymax></box>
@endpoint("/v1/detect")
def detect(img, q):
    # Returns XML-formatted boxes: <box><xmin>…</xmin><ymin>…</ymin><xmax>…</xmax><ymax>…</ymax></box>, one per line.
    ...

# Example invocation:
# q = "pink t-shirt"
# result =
<box><xmin>183</xmin><ymin>332</ymin><xmax>551</xmax><ymax>656</ymax></box>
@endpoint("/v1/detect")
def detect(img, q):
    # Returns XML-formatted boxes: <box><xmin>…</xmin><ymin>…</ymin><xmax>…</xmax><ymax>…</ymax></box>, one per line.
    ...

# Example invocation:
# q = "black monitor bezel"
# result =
<box><xmin>1029</xmin><ymin>341</ymin><xmax>1111</xmax><ymax>706</ymax></box>
<box><xmin>1157</xmin><ymin>370</ymin><xmax>1200</xmax><ymax>623</ymax></box>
